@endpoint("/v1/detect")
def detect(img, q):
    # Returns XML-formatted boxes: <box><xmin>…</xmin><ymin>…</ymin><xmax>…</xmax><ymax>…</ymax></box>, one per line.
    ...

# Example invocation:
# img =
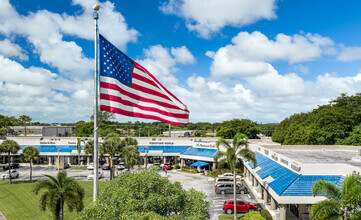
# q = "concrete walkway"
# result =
<box><xmin>0</xmin><ymin>211</ymin><xmax>6</xmax><ymax>220</ymax></box>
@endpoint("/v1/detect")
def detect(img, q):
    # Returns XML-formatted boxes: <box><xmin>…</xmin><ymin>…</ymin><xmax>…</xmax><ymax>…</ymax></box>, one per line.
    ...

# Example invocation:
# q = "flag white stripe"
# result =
<box><xmin>133</xmin><ymin>66</ymin><xmax>187</xmax><ymax>110</ymax></box>
<box><xmin>100</xmin><ymin>76</ymin><xmax>177</xmax><ymax>107</ymax></box>
<box><xmin>100</xmin><ymin>87</ymin><xmax>188</xmax><ymax>115</ymax></box>
<box><xmin>100</xmin><ymin>99</ymin><xmax>189</xmax><ymax>124</ymax></box>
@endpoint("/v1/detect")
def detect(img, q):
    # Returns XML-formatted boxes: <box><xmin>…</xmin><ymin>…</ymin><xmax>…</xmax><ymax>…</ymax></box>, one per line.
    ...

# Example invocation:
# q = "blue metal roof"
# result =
<box><xmin>181</xmin><ymin>147</ymin><xmax>218</xmax><ymax>158</ymax></box>
<box><xmin>248</xmin><ymin>152</ymin><xmax>344</xmax><ymax>196</ymax></box>
<box><xmin>21</xmin><ymin>145</ymin><xmax>78</xmax><ymax>153</ymax></box>
<box><xmin>138</xmin><ymin>145</ymin><xmax>191</xmax><ymax>154</ymax></box>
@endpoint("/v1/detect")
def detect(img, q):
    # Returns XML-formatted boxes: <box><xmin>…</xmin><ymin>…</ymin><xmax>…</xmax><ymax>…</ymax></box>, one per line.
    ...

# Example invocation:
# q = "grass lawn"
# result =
<box><xmin>218</xmin><ymin>214</ymin><xmax>245</xmax><ymax>220</ymax></box>
<box><xmin>68</xmin><ymin>166</ymin><xmax>88</xmax><ymax>170</ymax></box>
<box><xmin>0</xmin><ymin>180</ymin><xmax>107</xmax><ymax>220</ymax></box>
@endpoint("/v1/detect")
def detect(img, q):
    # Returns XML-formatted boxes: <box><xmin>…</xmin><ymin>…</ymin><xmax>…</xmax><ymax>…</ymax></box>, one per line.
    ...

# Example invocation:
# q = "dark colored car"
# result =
<box><xmin>102</xmin><ymin>163</ymin><xmax>110</xmax><ymax>170</ymax></box>
<box><xmin>163</xmin><ymin>162</ymin><xmax>172</xmax><ymax>170</ymax></box>
<box><xmin>3</xmin><ymin>163</ymin><xmax>20</xmax><ymax>170</ymax></box>
<box><xmin>215</xmin><ymin>183</ymin><xmax>248</xmax><ymax>194</ymax></box>
<box><xmin>223</xmin><ymin>200</ymin><xmax>258</xmax><ymax>214</ymax></box>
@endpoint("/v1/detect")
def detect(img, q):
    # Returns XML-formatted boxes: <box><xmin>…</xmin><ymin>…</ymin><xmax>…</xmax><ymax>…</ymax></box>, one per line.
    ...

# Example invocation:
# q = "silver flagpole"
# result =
<box><xmin>92</xmin><ymin>4</ymin><xmax>100</xmax><ymax>201</ymax></box>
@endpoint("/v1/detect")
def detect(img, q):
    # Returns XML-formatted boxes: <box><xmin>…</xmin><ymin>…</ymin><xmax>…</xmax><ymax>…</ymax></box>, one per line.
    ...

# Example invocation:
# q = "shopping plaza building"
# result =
<box><xmin>1</xmin><ymin>136</ymin><xmax>360</xmax><ymax>220</ymax></box>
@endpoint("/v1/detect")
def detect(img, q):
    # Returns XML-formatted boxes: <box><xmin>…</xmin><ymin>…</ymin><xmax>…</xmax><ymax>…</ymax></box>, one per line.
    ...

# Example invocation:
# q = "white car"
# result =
<box><xmin>87</xmin><ymin>163</ymin><xmax>94</xmax><ymax>170</ymax></box>
<box><xmin>1</xmin><ymin>170</ymin><xmax>19</xmax><ymax>179</ymax></box>
<box><xmin>87</xmin><ymin>172</ymin><xmax>103</xmax><ymax>180</ymax></box>
<box><xmin>218</xmin><ymin>173</ymin><xmax>241</xmax><ymax>179</ymax></box>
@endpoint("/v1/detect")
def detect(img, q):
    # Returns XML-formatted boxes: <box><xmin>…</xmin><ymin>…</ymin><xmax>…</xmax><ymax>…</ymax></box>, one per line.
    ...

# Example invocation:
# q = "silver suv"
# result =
<box><xmin>215</xmin><ymin>183</ymin><xmax>248</xmax><ymax>194</ymax></box>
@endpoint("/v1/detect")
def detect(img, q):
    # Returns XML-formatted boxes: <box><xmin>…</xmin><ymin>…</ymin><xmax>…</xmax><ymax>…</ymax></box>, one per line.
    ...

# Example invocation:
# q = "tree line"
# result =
<box><xmin>272</xmin><ymin>93</ymin><xmax>361</xmax><ymax>145</ymax></box>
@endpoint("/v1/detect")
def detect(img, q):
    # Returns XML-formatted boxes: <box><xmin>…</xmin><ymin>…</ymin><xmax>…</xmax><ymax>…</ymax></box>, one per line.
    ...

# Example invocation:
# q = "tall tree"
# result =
<box><xmin>90</xmin><ymin>111</ymin><xmax>115</xmax><ymax>122</ymax></box>
<box><xmin>83</xmin><ymin>140</ymin><xmax>94</xmax><ymax>156</ymax></box>
<box><xmin>18</xmin><ymin>115</ymin><xmax>32</xmax><ymax>136</ymax></box>
<box><xmin>215</xmin><ymin>133</ymin><xmax>256</xmax><ymax>220</ymax></box>
<box><xmin>311</xmin><ymin>173</ymin><xmax>361</xmax><ymax>220</ymax></box>
<box><xmin>22</xmin><ymin>146</ymin><xmax>39</xmax><ymax>181</ymax></box>
<box><xmin>76</xmin><ymin>138</ymin><xmax>85</xmax><ymax>166</ymax></box>
<box><xmin>33</xmin><ymin>171</ymin><xmax>84</xmax><ymax>220</ymax></box>
<box><xmin>100</xmin><ymin>133</ymin><xmax>122</xmax><ymax>180</ymax></box>
<box><xmin>216</xmin><ymin>119</ymin><xmax>260</xmax><ymax>139</ymax></box>
<box><xmin>120</xmin><ymin>137</ymin><xmax>139</xmax><ymax>169</ymax></box>
<box><xmin>121</xmin><ymin>145</ymin><xmax>140</xmax><ymax>170</ymax></box>
<box><xmin>0</xmin><ymin>139</ymin><xmax>20</xmax><ymax>184</ymax></box>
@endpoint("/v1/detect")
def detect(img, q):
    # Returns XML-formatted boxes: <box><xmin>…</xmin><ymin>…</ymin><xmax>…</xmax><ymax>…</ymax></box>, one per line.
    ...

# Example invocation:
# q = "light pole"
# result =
<box><xmin>57</xmin><ymin>149</ymin><xmax>62</xmax><ymax>173</ymax></box>
<box><xmin>144</xmin><ymin>146</ymin><xmax>149</xmax><ymax>169</ymax></box>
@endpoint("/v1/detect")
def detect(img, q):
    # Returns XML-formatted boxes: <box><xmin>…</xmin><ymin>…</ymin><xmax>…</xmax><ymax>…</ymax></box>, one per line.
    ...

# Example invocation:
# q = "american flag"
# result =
<box><xmin>99</xmin><ymin>34</ymin><xmax>189</xmax><ymax>125</ymax></box>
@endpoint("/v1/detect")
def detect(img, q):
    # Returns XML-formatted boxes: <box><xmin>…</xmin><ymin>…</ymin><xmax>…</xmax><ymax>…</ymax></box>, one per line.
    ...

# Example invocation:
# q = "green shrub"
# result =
<box><xmin>174</xmin><ymin>164</ymin><xmax>180</xmax><ymax>169</ymax></box>
<box><xmin>244</xmin><ymin>211</ymin><xmax>265</xmax><ymax>220</ymax></box>
<box><xmin>260</xmin><ymin>209</ymin><xmax>272</xmax><ymax>220</ymax></box>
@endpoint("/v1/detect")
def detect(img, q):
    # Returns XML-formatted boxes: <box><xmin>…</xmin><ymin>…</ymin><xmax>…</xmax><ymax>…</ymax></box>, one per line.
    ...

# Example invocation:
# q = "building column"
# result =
<box><xmin>67</xmin><ymin>157</ymin><xmax>71</xmax><ymax>165</ymax></box>
<box><xmin>251</xmin><ymin>175</ymin><xmax>255</xmax><ymax>186</ymax></box>
<box><xmin>299</xmin><ymin>204</ymin><xmax>307</xmax><ymax>219</ymax></box>
<box><xmin>279</xmin><ymin>204</ymin><xmax>287</xmax><ymax>220</ymax></box>
<box><xmin>263</xmin><ymin>189</ymin><xmax>269</xmax><ymax>202</ymax></box>
<box><xmin>270</xmin><ymin>197</ymin><xmax>277</xmax><ymax>210</ymax></box>
<box><xmin>181</xmin><ymin>159</ymin><xmax>185</xmax><ymax>167</ymax></box>
<box><xmin>163</xmin><ymin>157</ymin><xmax>167</xmax><ymax>164</ymax></box>
<box><xmin>48</xmin><ymin>156</ymin><xmax>52</xmax><ymax>166</ymax></box>
<box><xmin>106</xmin><ymin>157</ymin><xmax>109</xmax><ymax>163</ymax></box>
<box><xmin>87</xmin><ymin>156</ymin><xmax>90</xmax><ymax>165</ymax></box>
<box><xmin>2</xmin><ymin>156</ymin><xmax>5</xmax><ymax>164</ymax></box>
<box><xmin>212</xmin><ymin>162</ymin><xmax>216</xmax><ymax>170</ymax></box>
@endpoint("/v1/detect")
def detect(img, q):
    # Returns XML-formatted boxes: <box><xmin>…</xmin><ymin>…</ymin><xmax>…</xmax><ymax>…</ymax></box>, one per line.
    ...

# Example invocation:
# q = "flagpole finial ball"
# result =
<box><xmin>93</xmin><ymin>4</ymin><xmax>100</xmax><ymax>11</ymax></box>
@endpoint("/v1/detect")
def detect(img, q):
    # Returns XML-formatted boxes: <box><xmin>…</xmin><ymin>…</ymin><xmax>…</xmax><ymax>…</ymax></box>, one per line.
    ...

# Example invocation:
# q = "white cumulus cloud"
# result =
<box><xmin>160</xmin><ymin>0</ymin><xmax>277</xmax><ymax>38</ymax></box>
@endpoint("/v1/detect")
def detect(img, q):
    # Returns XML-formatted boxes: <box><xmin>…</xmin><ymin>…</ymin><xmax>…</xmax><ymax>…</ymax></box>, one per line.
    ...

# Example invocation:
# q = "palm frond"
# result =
<box><xmin>350</xmin><ymin>211</ymin><xmax>361</xmax><ymax>220</ymax></box>
<box><xmin>312</xmin><ymin>180</ymin><xmax>342</xmax><ymax>200</ymax></box>
<box><xmin>310</xmin><ymin>199</ymin><xmax>342</xmax><ymax>220</ymax></box>
<box><xmin>341</xmin><ymin>173</ymin><xmax>361</xmax><ymax>207</ymax></box>
<box><xmin>33</xmin><ymin>179</ymin><xmax>57</xmax><ymax>194</ymax></box>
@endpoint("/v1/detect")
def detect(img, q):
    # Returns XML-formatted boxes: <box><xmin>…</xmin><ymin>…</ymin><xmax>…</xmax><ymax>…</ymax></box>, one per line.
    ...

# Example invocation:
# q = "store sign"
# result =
<box><xmin>40</xmin><ymin>141</ymin><xmax>56</xmax><ymax>144</ymax></box>
<box><xmin>149</xmin><ymin>142</ymin><xmax>174</xmax><ymax>145</ymax></box>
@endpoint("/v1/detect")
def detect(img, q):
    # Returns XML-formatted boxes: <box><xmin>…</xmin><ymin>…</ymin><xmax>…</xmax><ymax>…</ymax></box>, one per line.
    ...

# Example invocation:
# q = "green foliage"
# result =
<box><xmin>77</xmin><ymin>168</ymin><xmax>209</xmax><ymax>219</ymax></box>
<box><xmin>336</xmin><ymin>124</ymin><xmax>361</xmax><ymax>145</ymax></box>
<box><xmin>311</xmin><ymin>173</ymin><xmax>361</xmax><ymax>220</ymax></box>
<box><xmin>260</xmin><ymin>209</ymin><xmax>272</xmax><ymax>220</ymax></box>
<box><xmin>244</xmin><ymin>211</ymin><xmax>265</xmax><ymax>220</ymax></box>
<box><xmin>22</xmin><ymin>146</ymin><xmax>40</xmax><ymax>181</ymax></box>
<box><xmin>83</xmin><ymin>140</ymin><xmax>94</xmax><ymax>155</ymax></box>
<box><xmin>181</xmin><ymin>166</ymin><xmax>198</xmax><ymax>173</ymax></box>
<box><xmin>216</xmin><ymin>119</ymin><xmax>260</xmax><ymax>139</ymax></box>
<box><xmin>33</xmin><ymin>171</ymin><xmax>85</xmax><ymax>220</ymax></box>
<box><xmin>273</xmin><ymin>93</ymin><xmax>361</xmax><ymax>145</ymax></box>
<box><xmin>258</xmin><ymin>123</ymin><xmax>277</xmax><ymax>137</ymax></box>
<box><xmin>0</xmin><ymin>139</ymin><xmax>20</xmax><ymax>184</ymax></box>
<box><xmin>174</xmin><ymin>164</ymin><xmax>180</xmax><ymax>169</ymax></box>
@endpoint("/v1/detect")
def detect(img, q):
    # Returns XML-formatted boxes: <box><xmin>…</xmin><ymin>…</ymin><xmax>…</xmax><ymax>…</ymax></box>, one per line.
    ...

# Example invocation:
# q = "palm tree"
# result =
<box><xmin>311</xmin><ymin>173</ymin><xmax>361</xmax><ymax>220</ymax></box>
<box><xmin>121</xmin><ymin>145</ymin><xmax>140</xmax><ymax>170</ymax></box>
<box><xmin>215</xmin><ymin>133</ymin><xmax>256</xmax><ymax>220</ymax></box>
<box><xmin>84</xmin><ymin>140</ymin><xmax>94</xmax><ymax>156</ymax></box>
<box><xmin>33</xmin><ymin>170</ymin><xmax>84</xmax><ymax>220</ymax></box>
<box><xmin>120</xmin><ymin>137</ymin><xmax>139</xmax><ymax>170</ymax></box>
<box><xmin>76</xmin><ymin>138</ymin><xmax>85</xmax><ymax>166</ymax></box>
<box><xmin>0</xmin><ymin>139</ymin><xmax>20</xmax><ymax>184</ymax></box>
<box><xmin>18</xmin><ymin>115</ymin><xmax>31</xmax><ymax>136</ymax></box>
<box><xmin>100</xmin><ymin>133</ymin><xmax>122</xmax><ymax>180</ymax></box>
<box><xmin>22</xmin><ymin>146</ymin><xmax>39</xmax><ymax>181</ymax></box>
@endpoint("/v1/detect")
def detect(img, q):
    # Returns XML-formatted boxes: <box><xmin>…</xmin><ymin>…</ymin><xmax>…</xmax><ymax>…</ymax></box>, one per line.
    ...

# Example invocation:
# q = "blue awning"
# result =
<box><xmin>190</xmin><ymin>161</ymin><xmax>209</xmax><ymax>167</ymax></box>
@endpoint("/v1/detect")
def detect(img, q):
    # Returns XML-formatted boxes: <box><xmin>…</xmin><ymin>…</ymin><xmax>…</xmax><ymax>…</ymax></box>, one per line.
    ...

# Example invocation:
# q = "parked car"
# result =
<box><xmin>1</xmin><ymin>170</ymin><xmax>19</xmax><ymax>179</ymax></box>
<box><xmin>87</xmin><ymin>172</ymin><xmax>104</xmax><ymax>180</ymax></box>
<box><xmin>163</xmin><ymin>162</ymin><xmax>172</xmax><ymax>170</ymax></box>
<box><xmin>3</xmin><ymin>163</ymin><xmax>20</xmax><ymax>170</ymax></box>
<box><xmin>116</xmin><ymin>164</ymin><xmax>125</xmax><ymax>170</ymax></box>
<box><xmin>214</xmin><ymin>177</ymin><xmax>243</xmax><ymax>186</ymax></box>
<box><xmin>87</xmin><ymin>163</ymin><xmax>94</xmax><ymax>170</ymax></box>
<box><xmin>218</xmin><ymin>173</ymin><xmax>241</xmax><ymax>179</ymax></box>
<box><xmin>215</xmin><ymin>183</ymin><xmax>248</xmax><ymax>194</ymax></box>
<box><xmin>223</xmin><ymin>200</ymin><xmax>257</xmax><ymax>214</ymax></box>
<box><xmin>102</xmin><ymin>163</ymin><xmax>110</xmax><ymax>170</ymax></box>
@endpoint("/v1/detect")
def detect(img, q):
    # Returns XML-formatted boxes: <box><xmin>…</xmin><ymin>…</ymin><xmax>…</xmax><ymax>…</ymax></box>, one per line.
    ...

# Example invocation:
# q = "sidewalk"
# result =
<box><xmin>0</xmin><ymin>211</ymin><xmax>6</xmax><ymax>220</ymax></box>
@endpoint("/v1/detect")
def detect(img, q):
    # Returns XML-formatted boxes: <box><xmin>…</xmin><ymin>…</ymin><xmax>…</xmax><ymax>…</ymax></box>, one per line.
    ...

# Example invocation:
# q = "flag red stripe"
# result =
<box><xmin>131</xmin><ymin>83</ymin><xmax>172</xmax><ymax>101</ymax></box>
<box><xmin>100</xmin><ymin>105</ymin><xmax>188</xmax><ymax>125</ymax></box>
<box><xmin>100</xmin><ymin>81</ymin><xmax>186</xmax><ymax>111</ymax></box>
<box><xmin>134</xmin><ymin>62</ymin><xmax>186</xmax><ymax>107</ymax></box>
<box><xmin>132</xmin><ymin>72</ymin><xmax>159</xmax><ymax>89</ymax></box>
<box><xmin>100</xmin><ymin>93</ymin><xmax>189</xmax><ymax>119</ymax></box>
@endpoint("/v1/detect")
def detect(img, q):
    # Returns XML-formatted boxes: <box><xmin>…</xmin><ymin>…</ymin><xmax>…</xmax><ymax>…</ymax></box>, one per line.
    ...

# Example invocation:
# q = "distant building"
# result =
<box><xmin>10</xmin><ymin>126</ymin><xmax>75</xmax><ymax>137</ymax></box>
<box><xmin>162</xmin><ymin>130</ymin><xmax>193</xmax><ymax>137</ymax></box>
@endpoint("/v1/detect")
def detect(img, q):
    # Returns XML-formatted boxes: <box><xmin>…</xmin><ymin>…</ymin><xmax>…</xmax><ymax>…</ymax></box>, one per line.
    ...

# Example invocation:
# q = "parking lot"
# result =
<box><xmin>0</xmin><ymin>165</ymin><xmax>261</xmax><ymax>220</ymax></box>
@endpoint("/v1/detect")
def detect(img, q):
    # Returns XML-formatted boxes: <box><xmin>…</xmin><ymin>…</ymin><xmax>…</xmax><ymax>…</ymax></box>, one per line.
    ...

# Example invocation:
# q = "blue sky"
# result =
<box><xmin>1</xmin><ymin>0</ymin><xmax>361</xmax><ymax>124</ymax></box>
